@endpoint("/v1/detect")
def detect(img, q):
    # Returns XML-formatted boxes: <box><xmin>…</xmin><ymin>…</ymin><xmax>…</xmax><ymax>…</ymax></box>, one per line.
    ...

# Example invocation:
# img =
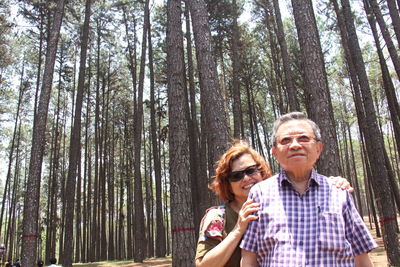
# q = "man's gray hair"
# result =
<box><xmin>272</xmin><ymin>111</ymin><xmax>322</xmax><ymax>146</ymax></box>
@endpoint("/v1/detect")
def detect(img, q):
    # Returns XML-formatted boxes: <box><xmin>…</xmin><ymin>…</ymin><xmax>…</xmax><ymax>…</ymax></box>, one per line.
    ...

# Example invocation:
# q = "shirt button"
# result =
<box><xmin>299</xmin><ymin>241</ymin><xmax>303</xmax><ymax>246</ymax></box>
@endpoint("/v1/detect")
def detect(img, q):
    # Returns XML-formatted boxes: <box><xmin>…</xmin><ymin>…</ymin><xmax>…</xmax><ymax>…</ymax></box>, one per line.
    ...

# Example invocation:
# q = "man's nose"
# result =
<box><xmin>289</xmin><ymin>138</ymin><xmax>302</xmax><ymax>149</ymax></box>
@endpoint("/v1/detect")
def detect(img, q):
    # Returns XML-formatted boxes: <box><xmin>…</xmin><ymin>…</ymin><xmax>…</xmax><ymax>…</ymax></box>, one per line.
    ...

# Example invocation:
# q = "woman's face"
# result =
<box><xmin>229</xmin><ymin>153</ymin><xmax>263</xmax><ymax>203</ymax></box>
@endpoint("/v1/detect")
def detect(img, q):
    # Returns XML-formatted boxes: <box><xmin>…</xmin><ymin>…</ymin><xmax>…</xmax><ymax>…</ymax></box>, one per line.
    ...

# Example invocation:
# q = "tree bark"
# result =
<box><xmin>271</xmin><ymin>0</ymin><xmax>299</xmax><ymax>111</ymax></box>
<box><xmin>363</xmin><ymin>0</ymin><xmax>400</xmax><ymax>158</ymax></box>
<box><xmin>187</xmin><ymin>0</ymin><xmax>230</xmax><ymax>180</ymax></box>
<box><xmin>368</xmin><ymin>0</ymin><xmax>400</xmax><ymax>80</ymax></box>
<box><xmin>147</xmin><ymin>9</ymin><xmax>166</xmax><ymax>257</ymax></box>
<box><xmin>231</xmin><ymin>0</ymin><xmax>243</xmax><ymax>138</ymax></box>
<box><xmin>21</xmin><ymin>0</ymin><xmax>65</xmax><ymax>266</ymax></box>
<box><xmin>133</xmin><ymin>0</ymin><xmax>149</xmax><ymax>262</ymax></box>
<box><xmin>167</xmin><ymin>0</ymin><xmax>196</xmax><ymax>265</ymax></box>
<box><xmin>0</xmin><ymin>56</ymin><xmax>25</xmax><ymax>233</ymax></box>
<box><xmin>336</xmin><ymin>0</ymin><xmax>400</xmax><ymax>262</ymax></box>
<box><xmin>291</xmin><ymin>0</ymin><xmax>341</xmax><ymax>176</ymax></box>
<box><xmin>63</xmin><ymin>0</ymin><xmax>91</xmax><ymax>265</ymax></box>
<box><xmin>386</xmin><ymin>0</ymin><xmax>400</xmax><ymax>48</ymax></box>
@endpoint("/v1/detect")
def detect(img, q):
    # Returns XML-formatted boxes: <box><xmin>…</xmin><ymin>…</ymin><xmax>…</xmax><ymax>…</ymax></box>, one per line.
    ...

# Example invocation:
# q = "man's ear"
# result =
<box><xmin>317</xmin><ymin>141</ymin><xmax>323</xmax><ymax>156</ymax></box>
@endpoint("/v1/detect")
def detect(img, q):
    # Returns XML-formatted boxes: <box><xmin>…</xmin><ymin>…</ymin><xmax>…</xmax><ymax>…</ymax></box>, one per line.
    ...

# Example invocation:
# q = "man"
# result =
<box><xmin>240</xmin><ymin>112</ymin><xmax>377</xmax><ymax>266</ymax></box>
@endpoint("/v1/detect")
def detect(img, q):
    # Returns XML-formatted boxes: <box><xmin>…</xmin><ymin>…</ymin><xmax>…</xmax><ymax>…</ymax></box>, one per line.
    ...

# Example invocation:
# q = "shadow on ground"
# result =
<box><xmin>74</xmin><ymin>258</ymin><xmax>172</xmax><ymax>267</ymax></box>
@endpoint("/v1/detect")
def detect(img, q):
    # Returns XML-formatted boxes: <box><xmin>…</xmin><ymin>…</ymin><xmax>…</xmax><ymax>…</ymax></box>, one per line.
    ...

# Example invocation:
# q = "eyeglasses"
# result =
<box><xmin>229</xmin><ymin>164</ymin><xmax>260</xmax><ymax>182</ymax></box>
<box><xmin>275</xmin><ymin>134</ymin><xmax>318</xmax><ymax>146</ymax></box>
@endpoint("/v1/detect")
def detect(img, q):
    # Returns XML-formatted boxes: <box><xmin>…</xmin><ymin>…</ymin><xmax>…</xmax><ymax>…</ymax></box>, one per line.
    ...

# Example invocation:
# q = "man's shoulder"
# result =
<box><xmin>316</xmin><ymin>172</ymin><xmax>351</xmax><ymax>211</ymax></box>
<box><xmin>257</xmin><ymin>173</ymin><xmax>280</xmax><ymax>188</ymax></box>
<box><xmin>250</xmin><ymin>174</ymin><xmax>280</xmax><ymax>198</ymax></box>
<box><xmin>316</xmin><ymin>172</ymin><xmax>349</xmax><ymax>196</ymax></box>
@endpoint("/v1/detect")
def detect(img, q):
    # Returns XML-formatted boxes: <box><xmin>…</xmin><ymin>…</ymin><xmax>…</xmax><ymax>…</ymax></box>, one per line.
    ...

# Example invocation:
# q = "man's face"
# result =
<box><xmin>272</xmin><ymin>120</ymin><xmax>322</xmax><ymax>174</ymax></box>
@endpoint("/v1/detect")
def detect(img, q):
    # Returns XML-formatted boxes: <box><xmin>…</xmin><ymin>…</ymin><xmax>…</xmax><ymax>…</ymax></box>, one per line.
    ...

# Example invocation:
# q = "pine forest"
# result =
<box><xmin>0</xmin><ymin>0</ymin><xmax>399</xmax><ymax>266</ymax></box>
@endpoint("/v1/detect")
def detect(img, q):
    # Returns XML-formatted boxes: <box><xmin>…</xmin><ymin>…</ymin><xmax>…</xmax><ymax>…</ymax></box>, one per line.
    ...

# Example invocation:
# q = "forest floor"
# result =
<box><xmin>73</xmin><ymin>216</ymin><xmax>398</xmax><ymax>267</ymax></box>
<box><xmin>73</xmin><ymin>257</ymin><xmax>172</xmax><ymax>267</ymax></box>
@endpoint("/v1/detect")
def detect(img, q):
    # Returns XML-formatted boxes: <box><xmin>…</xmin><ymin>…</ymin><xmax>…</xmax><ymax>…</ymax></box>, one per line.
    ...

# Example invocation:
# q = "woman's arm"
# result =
<box><xmin>240</xmin><ymin>249</ymin><xmax>258</xmax><ymax>267</ymax></box>
<box><xmin>355</xmin><ymin>253</ymin><xmax>373</xmax><ymax>267</ymax></box>
<box><xmin>196</xmin><ymin>200</ymin><xmax>259</xmax><ymax>267</ymax></box>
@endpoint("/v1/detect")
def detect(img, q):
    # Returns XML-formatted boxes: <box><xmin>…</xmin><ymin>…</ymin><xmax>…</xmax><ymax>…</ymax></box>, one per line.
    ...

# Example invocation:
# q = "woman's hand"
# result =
<box><xmin>329</xmin><ymin>176</ymin><xmax>354</xmax><ymax>193</ymax></box>
<box><xmin>235</xmin><ymin>199</ymin><xmax>259</xmax><ymax>235</ymax></box>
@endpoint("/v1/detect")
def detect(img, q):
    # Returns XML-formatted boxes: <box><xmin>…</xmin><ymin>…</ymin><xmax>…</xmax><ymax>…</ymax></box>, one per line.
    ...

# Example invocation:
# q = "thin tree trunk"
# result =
<box><xmin>271</xmin><ymin>0</ymin><xmax>299</xmax><ymax>111</ymax></box>
<box><xmin>63</xmin><ymin>0</ymin><xmax>91</xmax><ymax>265</ymax></box>
<box><xmin>231</xmin><ymin>0</ymin><xmax>243</xmax><ymax>138</ymax></box>
<box><xmin>133</xmin><ymin>0</ymin><xmax>149</xmax><ymax>262</ymax></box>
<box><xmin>363</xmin><ymin>0</ymin><xmax>400</xmax><ymax>158</ymax></box>
<box><xmin>386</xmin><ymin>0</ymin><xmax>400</xmax><ymax>48</ymax></box>
<box><xmin>82</xmin><ymin>69</ymin><xmax>91</xmax><ymax>262</ymax></box>
<box><xmin>346</xmin><ymin>122</ymin><xmax>364</xmax><ymax>215</ymax></box>
<box><xmin>337</xmin><ymin>0</ymin><xmax>400</xmax><ymax>262</ymax></box>
<box><xmin>33</xmin><ymin>4</ymin><xmax>45</xmax><ymax>120</ymax></box>
<box><xmin>0</xmin><ymin>57</ymin><xmax>25</xmax><ymax>234</ymax></box>
<box><xmin>45</xmin><ymin>56</ymin><xmax>63</xmax><ymax>263</ymax></box>
<box><xmin>147</xmin><ymin>10</ymin><xmax>166</xmax><ymax>257</ymax></box>
<box><xmin>6</xmin><ymin>120</ymin><xmax>22</xmax><ymax>261</ymax></box>
<box><xmin>368</xmin><ymin>0</ymin><xmax>400</xmax><ymax>80</ymax></box>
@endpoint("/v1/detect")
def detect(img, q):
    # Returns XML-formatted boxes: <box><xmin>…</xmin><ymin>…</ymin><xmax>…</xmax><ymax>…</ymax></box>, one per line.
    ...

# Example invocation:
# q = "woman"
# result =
<box><xmin>195</xmin><ymin>142</ymin><xmax>352</xmax><ymax>267</ymax></box>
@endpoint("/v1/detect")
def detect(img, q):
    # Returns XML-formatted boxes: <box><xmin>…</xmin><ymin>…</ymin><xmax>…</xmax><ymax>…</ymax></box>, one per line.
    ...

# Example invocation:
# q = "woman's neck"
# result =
<box><xmin>230</xmin><ymin>198</ymin><xmax>245</xmax><ymax>213</ymax></box>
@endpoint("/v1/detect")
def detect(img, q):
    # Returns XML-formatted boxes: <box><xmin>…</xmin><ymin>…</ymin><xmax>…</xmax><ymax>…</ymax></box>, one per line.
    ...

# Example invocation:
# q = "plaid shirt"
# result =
<box><xmin>240</xmin><ymin>169</ymin><xmax>377</xmax><ymax>266</ymax></box>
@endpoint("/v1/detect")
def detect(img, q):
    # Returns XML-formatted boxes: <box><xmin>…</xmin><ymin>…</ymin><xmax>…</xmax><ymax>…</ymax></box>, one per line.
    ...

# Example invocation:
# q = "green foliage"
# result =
<box><xmin>0</xmin><ymin>0</ymin><xmax>14</xmax><ymax>70</ymax></box>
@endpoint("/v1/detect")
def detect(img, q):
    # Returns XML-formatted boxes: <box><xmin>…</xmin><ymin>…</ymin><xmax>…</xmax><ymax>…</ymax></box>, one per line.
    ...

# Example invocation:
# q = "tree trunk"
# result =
<box><xmin>63</xmin><ymin>0</ymin><xmax>91</xmax><ymax>265</ymax></box>
<box><xmin>386</xmin><ymin>0</ymin><xmax>400</xmax><ymax>48</ymax></box>
<box><xmin>0</xmin><ymin>56</ymin><xmax>25</xmax><ymax>233</ymax></box>
<box><xmin>21</xmin><ymin>0</ymin><xmax>66</xmax><ymax>266</ymax></box>
<box><xmin>6</xmin><ymin>121</ymin><xmax>22</xmax><ymax>261</ymax></box>
<box><xmin>121</xmin><ymin>6</ymin><xmax>136</xmax><ymax>259</ymax></box>
<box><xmin>167</xmin><ymin>0</ymin><xmax>196</xmax><ymax>265</ymax></box>
<box><xmin>363</xmin><ymin>0</ymin><xmax>400</xmax><ymax>158</ymax></box>
<box><xmin>231</xmin><ymin>0</ymin><xmax>243</xmax><ymax>138</ymax></box>
<box><xmin>337</xmin><ymin>0</ymin><xmax>400</xmax><ymax>262</ymax></box>
<box><xmin>183</xmin><ymin>0</ymin><xmax>208</xmax><ymax>234</ymax></box>
<box><xmin>291</xmin><ymin>0</ymin><xmax>341</xmax><ymax>176</ymax></box>
<box><xmin>82</xmin><ymin>71</ymin><xmax>92</xmax><ymax>262</ymax></box>
<box><xmin>272</xmin><ymin>0</ymin><xmax>299</xmax><ymax>111</ymax></box>
<box><xmin>133</xmin><ymin>0</ymin><xmax>149</xmax><ymax>262</ymax></box>
<box><xmin>368</xmin><ymin>0</ymin><xmax>400</xmax><ymax>80</ymax></box>
<box><xmin>148</xmin><ymin>9</ymin><xmax>166</xmax><ymax>257</ymax></box>
<box><xmin>107</xmin><ymin>107</ymin><xmax>115</xmax><ymax>260</ymax></box>
<box><xmin>346</xmin><ymin>122</ymin><xmax>364</xmax><ymax>215</ymax></box>
<box><xmin>187</xmin><ymin>0</ymin><xmax>230</xmax><ymax>180</ymax></box>
<box><xmin>33</xmin><ymin>4</ymin><xmax>45</xmax><ymax>120</ymax></box>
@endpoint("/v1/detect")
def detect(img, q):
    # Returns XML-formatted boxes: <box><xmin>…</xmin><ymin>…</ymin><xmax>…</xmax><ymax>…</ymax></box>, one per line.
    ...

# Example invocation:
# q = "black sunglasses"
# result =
<box><xmin>229</xmin><ymin>164</ymin><xmax>260</xmax><ymax>182</ymax></box>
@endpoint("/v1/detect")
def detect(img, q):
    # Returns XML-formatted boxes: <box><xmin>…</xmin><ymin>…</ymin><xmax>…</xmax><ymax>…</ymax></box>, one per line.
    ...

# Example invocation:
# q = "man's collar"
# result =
<box><xmin>279</xmin><ymin>169</ymin><xmax>321</xmax><ymax>187</ymax></box>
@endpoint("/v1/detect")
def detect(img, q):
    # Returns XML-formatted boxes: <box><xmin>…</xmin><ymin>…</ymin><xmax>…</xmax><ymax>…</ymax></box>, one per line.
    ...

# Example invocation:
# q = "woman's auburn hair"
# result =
<box><xmin>210</xmin><ymin>142</ymin><xmax>272</xmax><ymax>201</ymax></box>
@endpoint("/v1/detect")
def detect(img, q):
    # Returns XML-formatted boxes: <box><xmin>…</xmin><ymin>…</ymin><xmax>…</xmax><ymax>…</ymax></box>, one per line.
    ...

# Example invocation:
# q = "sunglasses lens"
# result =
<box><xmin>245</xmin><ymin>167</ymin><xmax>256</xmax><ymax>176</ymax></box>
<box><xmin>230</xmin><ymin>172</ymin><xmax>244</xmax><ymax>182</ymax></box>
<box><xmin>229</xmin><ymin>165</ymin><xmax>259</xmax><ymax>182</ymax></box>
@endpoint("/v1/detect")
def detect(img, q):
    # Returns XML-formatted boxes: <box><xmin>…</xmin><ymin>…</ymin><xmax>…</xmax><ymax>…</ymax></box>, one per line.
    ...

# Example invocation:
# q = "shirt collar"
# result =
<box><xmin>279</xmin><ymin>168</ymin><xmax>321</xmax><ymax>187</ymax></box>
